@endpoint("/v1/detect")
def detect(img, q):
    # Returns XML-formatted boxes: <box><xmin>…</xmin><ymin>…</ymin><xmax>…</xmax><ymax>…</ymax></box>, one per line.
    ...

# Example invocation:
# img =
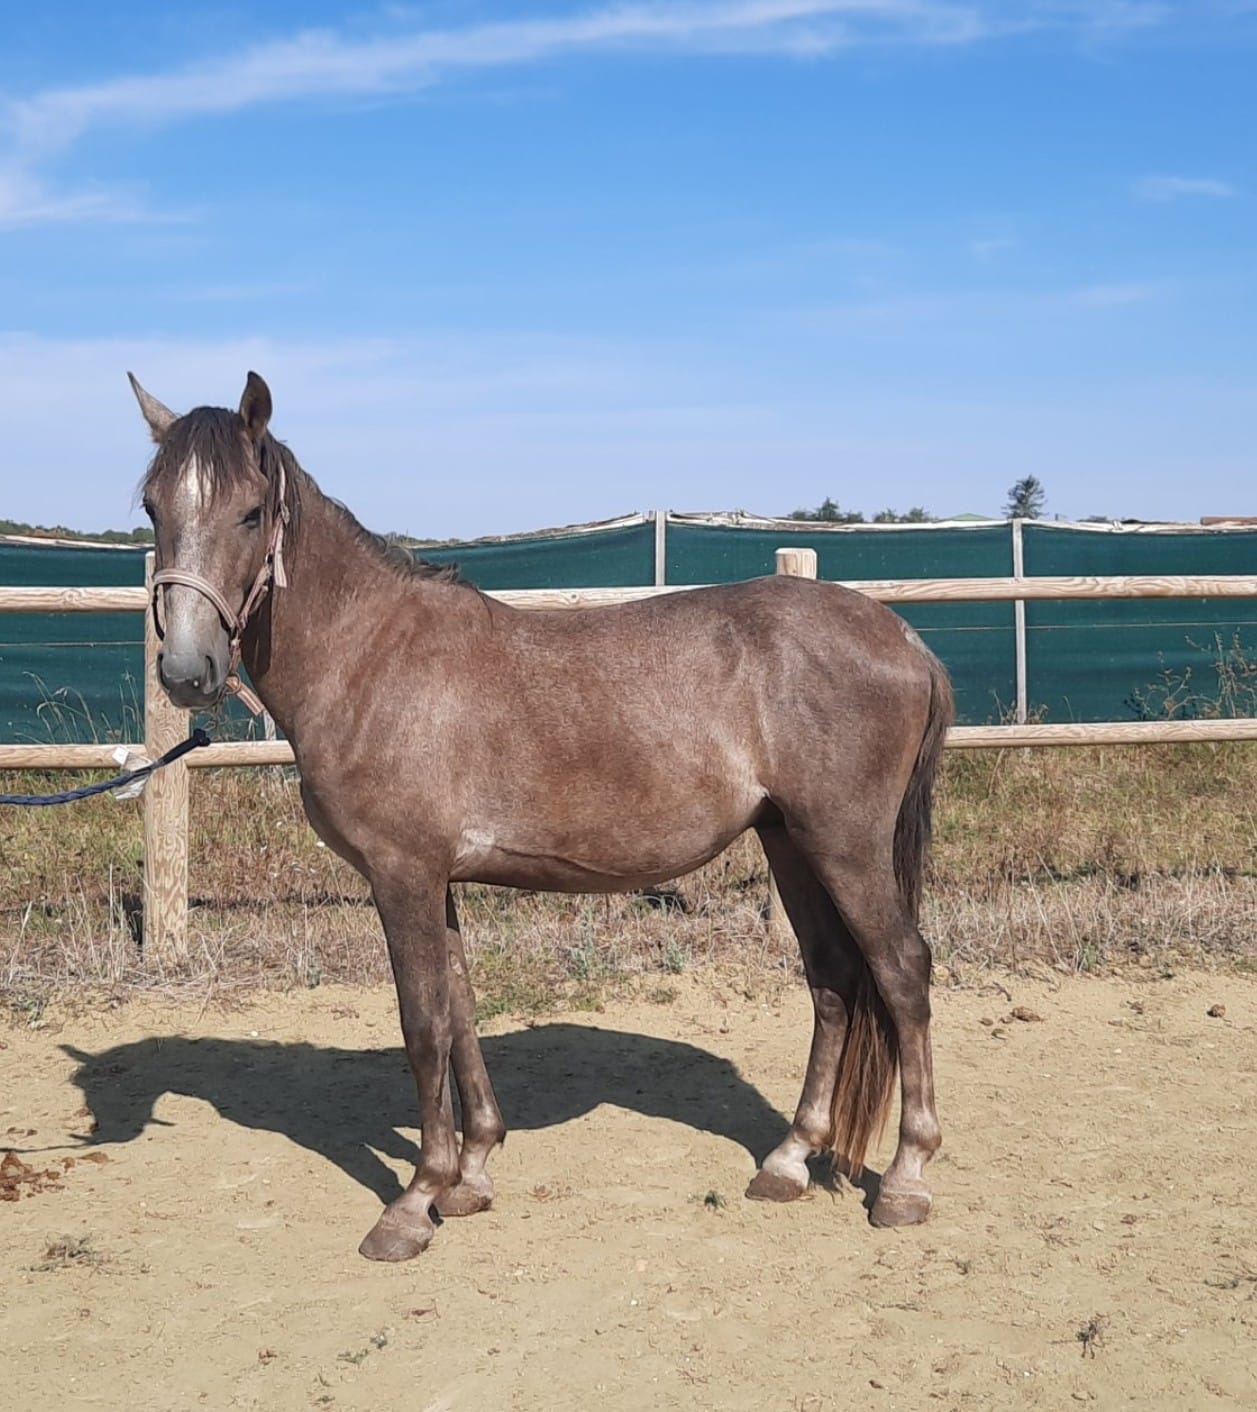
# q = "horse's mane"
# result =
<box><xmin>141</xmin><ymin>407</ymin><xmax>467</xmax><ymax>587</ymax></box>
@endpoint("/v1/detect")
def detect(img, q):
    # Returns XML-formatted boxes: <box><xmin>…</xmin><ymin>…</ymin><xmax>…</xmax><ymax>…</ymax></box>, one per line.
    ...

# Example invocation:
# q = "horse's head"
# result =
<box><xmin>131</xmin><ymin>371</ymin><xmax>285</xmax><ymax>710</ymax></box>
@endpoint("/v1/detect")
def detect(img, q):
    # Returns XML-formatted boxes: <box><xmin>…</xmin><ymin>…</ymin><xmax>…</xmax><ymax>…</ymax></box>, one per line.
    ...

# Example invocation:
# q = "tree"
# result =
<box><xmin>787</xmin><ymin>496</ymin><xmax>864</xmax><ymax>524</ymax></box>
<box><xmin>1004</xmin><ymin>476</ymin><xmax>1046</xmax><ymax>520</ymax></box>
<box><xmin>873</xmin><ymin>506</ymin><xmax>935</xmax><ymax>524</ymax></box>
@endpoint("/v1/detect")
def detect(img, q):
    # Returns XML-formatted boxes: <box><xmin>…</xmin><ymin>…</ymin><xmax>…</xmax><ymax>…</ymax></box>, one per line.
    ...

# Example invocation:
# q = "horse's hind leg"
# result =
<box><xmin>745</xmin><ymin>824</ymin><xmax>862</xmax><ymax>1203</ymax></box>
<box><xmin>800</xmin><ymin>839</ymin><xmax>941</xmax><ymax>1228</ymax></box>
<box><xmin>436</xmin><ymin>890</ymin><xmax>507</xmax><ymax>1218</ymax></box>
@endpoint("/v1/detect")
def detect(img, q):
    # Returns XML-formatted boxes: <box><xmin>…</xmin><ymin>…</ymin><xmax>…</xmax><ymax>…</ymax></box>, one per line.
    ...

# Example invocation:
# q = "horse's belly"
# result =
<box><xmin>449</xmin><ymin>816</ymin><xmax>753</xmax><ymax>893</ymax></box>
<box><xmin>450</xmin><ymin>740</ymin><xmax>766</xmax><ymax>890</ymax></box>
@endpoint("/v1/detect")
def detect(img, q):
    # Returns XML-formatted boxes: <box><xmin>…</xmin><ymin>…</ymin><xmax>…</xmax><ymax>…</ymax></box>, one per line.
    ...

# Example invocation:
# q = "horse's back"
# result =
<box><xmin>470</xmin><ymin>573</ymin><xmax>937</xmax><ymax>801</ymax></box>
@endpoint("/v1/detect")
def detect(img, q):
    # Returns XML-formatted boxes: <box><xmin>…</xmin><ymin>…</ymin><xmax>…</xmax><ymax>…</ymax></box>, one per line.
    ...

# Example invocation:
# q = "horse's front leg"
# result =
<box><xmin>436</xmin><ymin>889</ymin><xmax>507</xmax><ymax>1218</ymax></box>
<box><xmin>359</xmin><ymin>871</ymin><xmax>460</xmax><ymax>1262</ymax></box>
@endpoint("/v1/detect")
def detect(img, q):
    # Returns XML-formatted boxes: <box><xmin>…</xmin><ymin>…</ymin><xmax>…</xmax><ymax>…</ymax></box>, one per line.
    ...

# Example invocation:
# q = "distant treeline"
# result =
<box><xmin>787</xmin><ymin>478</ymin><xmax>1073</xmax><ymax>523</ymax></box>
<box><xmin>786</xmin><ymin>498</ymin><xmax>935</xmax><ymax>524</ymax></box>
<box><xmin>0</xmin><ymin>518</ymin><xmax>153</xmax><ymax>545</ymax></box>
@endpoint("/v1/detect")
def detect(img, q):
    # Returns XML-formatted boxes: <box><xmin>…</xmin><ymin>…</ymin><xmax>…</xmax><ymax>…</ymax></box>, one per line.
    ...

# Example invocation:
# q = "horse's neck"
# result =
<box><xmin>240</xmin><ymin>488</ymin><xmax>392</xmax><ymax>736</ymax></box>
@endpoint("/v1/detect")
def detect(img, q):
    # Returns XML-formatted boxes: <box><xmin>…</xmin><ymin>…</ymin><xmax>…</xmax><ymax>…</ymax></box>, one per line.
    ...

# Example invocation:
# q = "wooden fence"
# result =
<box><xmin>2</xmin><ymin>549</ymin><xmax>1256</xmax><ymax>962</ymax></box>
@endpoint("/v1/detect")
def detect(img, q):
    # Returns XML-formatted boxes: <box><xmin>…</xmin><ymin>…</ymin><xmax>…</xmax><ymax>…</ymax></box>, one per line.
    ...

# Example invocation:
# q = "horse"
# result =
<box><xmin>130</xmin><ymin>371</ymin><xmax>954</xmax><ymax>1262</ymax></box>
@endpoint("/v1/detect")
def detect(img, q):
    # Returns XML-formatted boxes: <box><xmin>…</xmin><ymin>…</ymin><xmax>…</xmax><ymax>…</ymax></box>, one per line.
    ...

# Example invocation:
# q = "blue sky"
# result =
<box><xmin>1</xmin><ymin>1</ymin><xmax>1253</xmax><ymax>538</ymax></box>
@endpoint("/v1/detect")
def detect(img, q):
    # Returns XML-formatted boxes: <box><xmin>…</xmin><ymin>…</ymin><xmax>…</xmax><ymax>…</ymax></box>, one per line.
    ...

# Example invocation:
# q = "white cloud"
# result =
<box><xmin>774</xmin><ymin>278</ymin><xmax>1166</xmax><ymax>329</ymax></box>
<box><xmin>2</xmin><ymin>3</ymin><xmax>987</xmax><ymax>156</ymax></box>
<box><xmin>5</xmin><ymin>0</ymin><xmax>1179</xmax><ymax>161</ymax></box>
<box><xmin>1134</xmin><ymin>174</ymin><xmax>1238</xmax><ymax>202</ymax></box>
<box><xmin>0</xmin><ymin>166</ymin><xmax>177</xmax><ymax>230</ymax></box>
<box><xmin>0</xmin><ymin>330</ymin><xmax>753</xmax><ymax>534</ymax></box>
<box><xmin>0</xmin><ymin>1</ymin><xmax>1180</xmax><ymax>228</ymax></box>
<box><xmin>1027</xmin><ymin>0</ymin><xmax>1168</xmax><ymax>32</ymax></box>
<box><xmin>970</xmin><ymin>237</ymin><xmax>1016</xmax><ymax>259</ymax></box>
<box><xmin>169</xmin><ymin>279</ymin><xmax>318</xmax><ymax>304</ymax></box>
<box><xmin>1</xmin><ymin>328</ymin><xmax>1249</xmax><ymax>533</ymax></box>
<box><xmin>1067</xmin><ymin>281</ymin><xmax>1161</xmax><ymax>307</ymax></box>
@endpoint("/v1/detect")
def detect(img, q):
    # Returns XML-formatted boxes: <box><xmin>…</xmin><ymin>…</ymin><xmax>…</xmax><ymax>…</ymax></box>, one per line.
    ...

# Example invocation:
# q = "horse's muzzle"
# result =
<box><xmin>158</xmin><ymin>648</ymin><xmax>225</xmax><ymax>711</ymax></box>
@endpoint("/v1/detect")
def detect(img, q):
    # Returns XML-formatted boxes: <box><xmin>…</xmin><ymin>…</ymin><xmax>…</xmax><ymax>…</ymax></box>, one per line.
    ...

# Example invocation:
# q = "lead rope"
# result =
<box><xmin>0</xmin><ymin>730</ymin><xmax>211</xmax><ymax>807</ymax></box>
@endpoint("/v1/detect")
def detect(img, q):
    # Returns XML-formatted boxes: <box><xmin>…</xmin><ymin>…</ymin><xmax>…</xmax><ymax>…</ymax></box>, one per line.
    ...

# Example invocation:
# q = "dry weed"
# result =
<box><xmin>1</xmin><ymin>744</ymin><xmax>1253</xmax><ymax>1012</ymax></box>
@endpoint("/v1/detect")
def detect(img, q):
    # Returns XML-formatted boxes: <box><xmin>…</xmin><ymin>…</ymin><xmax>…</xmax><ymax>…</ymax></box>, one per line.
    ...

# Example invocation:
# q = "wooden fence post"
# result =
<box><xmin>143</xmin><ymin>552</ymin><xmax>190</xmax><ymax>968</ymax></box>
<box><xmin>766</xmin><ymin>547</ymin><xmax>819</xmax><ymax>937</ymax></box>
<box><xmin>774</xmin><ymin>546</ymin><xmax>818</xmax><ymax>582</ymax></box>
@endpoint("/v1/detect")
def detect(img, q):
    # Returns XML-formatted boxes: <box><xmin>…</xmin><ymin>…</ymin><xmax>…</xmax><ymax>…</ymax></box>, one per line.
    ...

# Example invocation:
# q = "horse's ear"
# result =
<box><xmin>127</xmin><ymin>372</ymin><xmax>176</xmax><ymax>443</ymax></box>
<box><xmin>239</xmin><ymin>371</ymin><xmax>272</xmax><ymax>444</ymax></box>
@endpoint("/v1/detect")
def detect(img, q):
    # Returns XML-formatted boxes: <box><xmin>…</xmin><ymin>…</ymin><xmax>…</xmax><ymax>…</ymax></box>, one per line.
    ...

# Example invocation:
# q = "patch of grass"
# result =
<box><xmin>32</xmin><ymin>1234</ymin><xmax>106</xmax><ymax>1272</ymax></box>
<box><xmin>660</xmin><ymin>938</ymin><xmax>689</xmax><ymax>974</ymax></box>
<box><xmin>643</xmin><ymin>982</ymin><xmax>680</xmax><ymax>1005</ymax></box>
<box><xmin>337</xmin><ymin>1330</ymin><xmax>389</xmax><ymax>1365</ymax></box>
<box><xmin>471</xmin><ymin>943</ymin><xmax>576</xmax><ymax>1024</ymax></box>
<box><xmin>1076</xmin><ymin>1315</ymin><xmax>1105</xmax><ymax>1359</ymax></box>
<box><xmin>5</xmin><ymin>985</ymin><xmax>51</xmax><ymax>1026</ymax></box>
<box><xmin>0</xmin><ymin>741</ymin><xmax>1254</xmax><ymax>1015</ymax></box>
<box><xmin>1204</xmin><ymin>1264</ymin><xmax>1257</xmax><ymax>1292</ymax></box>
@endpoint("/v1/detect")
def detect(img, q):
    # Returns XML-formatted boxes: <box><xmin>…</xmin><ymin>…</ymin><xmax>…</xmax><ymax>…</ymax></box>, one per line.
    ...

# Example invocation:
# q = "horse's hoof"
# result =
<box><xmin>745</xmin><ymin>1168</ymin><xmax>808</xmax><ymax>1203</ymax></box>
<box><xmin>869</xmin><ymin>1187</ymin><xmax>932</xmax><ymax>1228</ymax></box>
<box><xmin>435</xmin><ymin>1178</ymin><xmax>494</xmax><ymax>1218</ymax></box>
<box><xmin>358</xmin><ymin>1212</ymin><xmax>434</xmax><ymax>1262</ymax></box>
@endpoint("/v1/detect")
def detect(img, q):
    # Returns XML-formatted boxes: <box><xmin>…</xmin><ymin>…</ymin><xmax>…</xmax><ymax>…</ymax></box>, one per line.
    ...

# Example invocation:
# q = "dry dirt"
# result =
<box><xmin>2</xmin><ymin>970</ymin><xmax>1255</xmax><ymax>1411</ymax></box>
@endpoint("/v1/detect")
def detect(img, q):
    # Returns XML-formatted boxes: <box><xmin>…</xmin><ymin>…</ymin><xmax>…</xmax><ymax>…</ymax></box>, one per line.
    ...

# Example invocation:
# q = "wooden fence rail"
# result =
<box><xmin>2</xmin><ymin>552</ymin><xmax>1255</xmax><ymax>960</ymax></box>
<box><xmin>7</xmin><ymin>572</ymin><xmax>1257</xmax><ymax>614</ymax></box>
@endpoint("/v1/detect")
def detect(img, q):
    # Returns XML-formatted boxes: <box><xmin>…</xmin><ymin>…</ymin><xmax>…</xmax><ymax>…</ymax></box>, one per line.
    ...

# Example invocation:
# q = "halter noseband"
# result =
<box><xmin>150</xmin><ymin>461</ymin><xmax>290</xmax><ymax>717</ymax></box>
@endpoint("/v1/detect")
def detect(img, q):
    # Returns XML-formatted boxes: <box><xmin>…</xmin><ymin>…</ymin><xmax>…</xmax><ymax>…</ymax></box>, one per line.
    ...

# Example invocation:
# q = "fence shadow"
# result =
<box><xmin>61</xmin><ymin>1023</ymin><xmax>803</xmax><ymax>1207</ymax></box>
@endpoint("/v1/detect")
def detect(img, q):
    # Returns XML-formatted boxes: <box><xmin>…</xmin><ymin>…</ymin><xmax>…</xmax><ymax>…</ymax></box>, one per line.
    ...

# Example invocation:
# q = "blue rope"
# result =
<box><xmin>0</xmin><ymin>729</ymin><xmax>212</xmax><ymax>807</ymax></box>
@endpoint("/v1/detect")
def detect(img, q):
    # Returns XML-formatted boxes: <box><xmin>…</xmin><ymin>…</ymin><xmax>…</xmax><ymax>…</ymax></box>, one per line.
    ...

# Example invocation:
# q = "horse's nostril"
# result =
<box><xmin>157</xmin><ymin>649</ymin><xmax>219</xmax><ymax>697</ymax></box>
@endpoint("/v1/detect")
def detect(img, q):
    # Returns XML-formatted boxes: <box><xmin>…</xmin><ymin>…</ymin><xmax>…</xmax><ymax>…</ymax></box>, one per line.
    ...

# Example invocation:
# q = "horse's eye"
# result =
<box><xmin>242</xmin><ymin>505</ymin><xmax>263</xmax><ymax>529</ymax></box>
<box><xmin>142</xmin><ymin>500</ymin><xmax>156</xmax><ymax>520</ymax></box>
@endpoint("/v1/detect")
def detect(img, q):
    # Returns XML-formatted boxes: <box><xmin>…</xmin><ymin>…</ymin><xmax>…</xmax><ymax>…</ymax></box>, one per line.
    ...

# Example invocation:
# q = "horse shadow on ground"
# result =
<box><xmin>60</xmin><ymin>1023</ymin><xmax>880</xmax><ymax>1209</ymax></box>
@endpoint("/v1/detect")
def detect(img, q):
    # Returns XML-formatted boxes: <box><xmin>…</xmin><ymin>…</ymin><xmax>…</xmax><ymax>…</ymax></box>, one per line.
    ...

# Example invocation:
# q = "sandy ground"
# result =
<box><xmin>2</xmin><ymin>969</ymin><xmax>1256</xmax><ymax>1411</ymax></box>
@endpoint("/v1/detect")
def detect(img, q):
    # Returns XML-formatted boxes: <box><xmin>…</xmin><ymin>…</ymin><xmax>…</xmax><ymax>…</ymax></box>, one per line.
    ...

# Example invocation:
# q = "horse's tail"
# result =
<box><xmin>827</xmin><ymin>969</ymin><xmax>898</xmax><ymax>1178</ymax></box>
<box><xmin>829</xmin><ymin>643</ymin><xmax>953</xmax><ymax>1175</ymax></box>
<box><xmin>892</xmin><ymin>643</ymin><xmax>953</xmax><ymax>927</ymax></box>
